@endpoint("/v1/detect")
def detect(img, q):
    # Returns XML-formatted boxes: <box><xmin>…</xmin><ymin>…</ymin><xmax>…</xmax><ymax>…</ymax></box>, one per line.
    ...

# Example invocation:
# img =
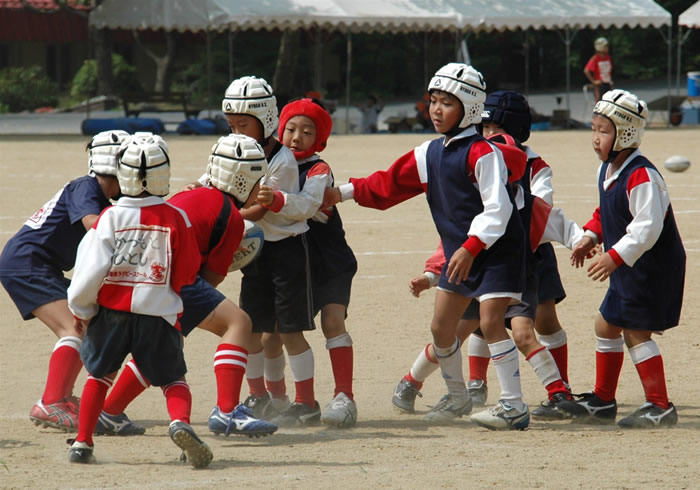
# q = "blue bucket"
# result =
<box><xmin>688</xmin><ymin>72</ymin><xmax>700</xmax><ymax>97</ymax></box>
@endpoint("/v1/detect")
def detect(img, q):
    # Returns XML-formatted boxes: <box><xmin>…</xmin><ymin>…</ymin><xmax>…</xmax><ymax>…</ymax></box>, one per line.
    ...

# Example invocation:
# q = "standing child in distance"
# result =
<box><xmin>559</xmin><ymin>90</ymin><xmax>685</xmax><ymax>428</ymax></box>
<box><xmin>584</xmin><ymin>37</ymin><xmax>614</xmax><ymax>102</ymax></box>
<box><xmin>258</xmin><ymin>98</ymin><xmax>358</xmax><ymax>427</ymax></box>
<box><xmin>0</xmin><ymin>130</ymin><xmax>127</xmax><ymax>432</ymax></box>
<box><xmin>220</xmin><ymin>76</ymin><xmax>320</xmax><ymax>426</ymax></box>
<box><xmin>66</xmin><ymin>136</ymin><xmax>212</xmax><ymax>468</ymax></box>
<box><xmin>325</xmin><ymin>63</ymin><xmax>531</xmax><ymax>429</ymax></box>
<box><xmin>92</xmin><ymin>133</ymin><xmax>277</xmax><ymax>439</ymax></box>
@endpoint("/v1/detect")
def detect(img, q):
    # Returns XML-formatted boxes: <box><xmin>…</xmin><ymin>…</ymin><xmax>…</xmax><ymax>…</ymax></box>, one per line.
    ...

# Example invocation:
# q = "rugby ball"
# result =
<box><xmin>664</xmin><ymin>155</ymin><xmax>691</xmax><ymax>173</ymax></box>
<box><xmin>228</xmin><ymin>220</ymin><xmax>264</xmax><ymax>272</ymax></box>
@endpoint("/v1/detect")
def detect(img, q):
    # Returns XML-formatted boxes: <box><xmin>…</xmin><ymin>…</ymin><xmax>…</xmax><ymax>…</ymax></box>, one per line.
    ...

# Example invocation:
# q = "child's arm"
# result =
<box><xmin>608</xmin><ymin>166</ymin><xmax>671</xmax><ymax>267</ymax></box>
<box><xmin>463</xmin><ymin>140</ymin><xmax>515</xmax><ymax>255</ymax></box>
<box><xmin>327</xmin><ymin>146</ymin><xmax>427</xmax><ymax>210</ymax></box>
<box><xmin>67</xmin><ymin>214</ymin><xmax>115</xmax><ymax>320</ymax></box>
<box><xmin>532</xmin><ymin>197</ymin><xmax>584</xmax><ymax>251</ymax></box>
<box><xmin>258</xmin><ymin>162</ymin><xmax>332</xmax><ymax>220</ymax></box>
<box><xmin>409</xmin><ymin>241</ymin><xmax>445</xmax><ymax>297</ymax></box>
<box><xmin>527</xmin><ymin>154</ymin><xmax>554</xmax><ymax>205</ymax></box>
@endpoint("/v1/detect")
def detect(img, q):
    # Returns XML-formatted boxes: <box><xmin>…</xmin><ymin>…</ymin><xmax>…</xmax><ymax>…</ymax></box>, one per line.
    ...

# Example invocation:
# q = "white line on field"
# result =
<box><xmin>673</xmin><ymin>209</ymin><xmax>700</xmax><ymax>214</ymax></box>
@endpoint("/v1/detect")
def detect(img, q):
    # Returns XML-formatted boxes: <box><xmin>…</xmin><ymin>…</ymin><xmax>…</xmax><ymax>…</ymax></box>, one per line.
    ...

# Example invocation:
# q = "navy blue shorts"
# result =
<box><xmin>180</xmin><ymin>275</ymin><xmax>226</xmax><ymax>337</ymax></box>
<box><xmin>312</xmin><ymin>266</ymin><xmax>356</xmax><ymax>316</ymax></box>
<box><xmin>81</xmin><ymin>307</ymin><xmax>186</xmax><ymax>387</ymax></box>
<box><xmin>462</xmin><ymin>275</ymin><xmax>538</xmax><ymax>327</ymax></box>
<box><xmin>240</xmin><ymin>234</ymin><xmax>315</xmax><ymax>334</ymax></box>
<box><xmin>535</xmin><ymin>244</ymin><xmax>566</xmax><ymax>304</ymax></box>
<box><xmin>0</xmin><ymin>273</ymin><xmax>70</xmax><ymax>320</ymax></box>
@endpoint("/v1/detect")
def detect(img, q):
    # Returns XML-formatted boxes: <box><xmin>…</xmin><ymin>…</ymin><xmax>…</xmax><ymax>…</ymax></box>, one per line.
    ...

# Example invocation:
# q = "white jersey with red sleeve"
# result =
<box><xmin>263</xmin><ymin>155</ymin><xmax>333</xmax><ymax>222</ymax></box>
<box><xmin>583</xmin><ymin>150</ymin><xmax>672</xmax><ymax>267</ymax></box>
<box><xmin>338</xmin><ymin>127</ymin><xmax>513</xmax><ymax>255</ymax></box>
<box><xmin>524</xmin><ymin>146</ymin><xmax>554</xmax><ymax>206</ymax></box>
<box><xmin>68</xmin><ymin>196</ymin><xmax>199</xmax><ymax>328</ymax></box>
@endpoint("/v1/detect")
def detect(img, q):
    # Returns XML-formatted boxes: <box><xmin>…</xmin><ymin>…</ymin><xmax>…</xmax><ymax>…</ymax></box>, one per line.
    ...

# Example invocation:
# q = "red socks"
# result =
<box><xmin>213</xmin><ymin>344</ymin><xmax>247</xmax><ymax>412</ymax></box>
<box><xmin>163</xmin><ymin>380</ymin><xmax>192</xmax><ymax>424</ymax></box>
<box><xmin>76</xmin><ymin>376</ymin><xmax>112</xmax><ymax>446</ymax></box>
<box><xmin>43</xmin><ymin>337</ymin><xmax>82</xmax><ymax>404</ymax></box>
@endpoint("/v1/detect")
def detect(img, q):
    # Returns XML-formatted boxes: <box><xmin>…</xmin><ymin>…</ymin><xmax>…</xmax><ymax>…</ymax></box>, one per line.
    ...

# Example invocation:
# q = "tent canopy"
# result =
<box><xmin>679</xmin><ymin>1</ymin><xmax>700</xmax><ymax>28</ymax></box>
<box><xmin>90</xmin><ymin>0</ymin><xmax>670</xmax><ymax>34</ymax></box>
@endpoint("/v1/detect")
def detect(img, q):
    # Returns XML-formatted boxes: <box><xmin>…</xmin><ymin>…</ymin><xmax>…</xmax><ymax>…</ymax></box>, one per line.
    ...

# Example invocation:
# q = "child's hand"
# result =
<box><xmin>587</xmin><ymin>252</ymin><xmax>618</xmax><ymax>282</ymax></box>
<box><xmin>179</xmin><ymin>181</ymin><xmax>202</xmax><ymax>192</ymax></box>
<box><xmin>322</xmin><ymin>187</ymin><xmax>341</xmax><ymax>208</ymax></box>
<box><xmin>409</xmin><ymin>275</ymin><xmax>430</xmax><ymax>297</ymax></box>
<box><xmin>571</xmin><ymin>236</ymin><xmax>596</xmax><ymax>268</ymax></box>
<box><xmin>446</xmin><ymin>247</ymin><xmax>474</xmax><ymax>284</ymax></box>
<box><xmin>256</xmin><ymin>185</ymin><xmax>275</xmax><ymax>207</ymax></box>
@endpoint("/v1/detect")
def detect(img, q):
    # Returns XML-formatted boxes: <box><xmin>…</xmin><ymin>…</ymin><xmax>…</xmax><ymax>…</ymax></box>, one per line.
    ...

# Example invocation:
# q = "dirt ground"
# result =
<box><xmin>1</xmin><ymin>128</ymin><xmax>699</xmax><ymax>489</ymax></box>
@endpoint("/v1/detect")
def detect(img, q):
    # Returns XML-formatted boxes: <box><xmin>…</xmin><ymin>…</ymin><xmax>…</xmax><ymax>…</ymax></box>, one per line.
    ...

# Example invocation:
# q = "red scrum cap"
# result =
<box><xmin>279</xmin><ymin>98</ymin><xmax>333</xmax><ymax>160</ymax></box>
<box><xmin>486</xmin><ymin>133</ymin><xmax>527</xmax><ymax>183</ymax></box>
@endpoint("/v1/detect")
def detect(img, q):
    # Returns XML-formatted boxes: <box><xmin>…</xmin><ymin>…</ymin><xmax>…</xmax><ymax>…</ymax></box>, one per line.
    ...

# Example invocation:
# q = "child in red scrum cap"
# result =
<box><xmin>257</xmin><ymin>98</ymin><xmax>359</xmax><ymax>428</ymax></box>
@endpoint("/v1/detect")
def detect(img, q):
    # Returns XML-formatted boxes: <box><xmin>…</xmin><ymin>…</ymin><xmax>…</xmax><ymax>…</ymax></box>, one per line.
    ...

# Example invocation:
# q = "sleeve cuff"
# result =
<box><xmin>423</xmin><ymin>271</ymin><xmax>439</xmax><ymax>288</ymax></box>
<box><xmin>608</xmin><ymin>248</ymin><xmax>625</xmax><ymax>267</ymax></box>
<box><xmin>462</xmin><ymin>236</ymin><xmax>486</xmax><ymax>257</ymax></box>
<box><xmin>583</xmin><ymin>229</ymin><xmax>600</xmax><ymax>244</ymax></box>
<box><xmin>262</xmin><ymin>191</ymin><xmax>285</xmax><ymax>213</ymax></box>
<box><xmin>339</xmin><ymin>183</ymin><xmax>355</xmax><ymax>202</ymax></box>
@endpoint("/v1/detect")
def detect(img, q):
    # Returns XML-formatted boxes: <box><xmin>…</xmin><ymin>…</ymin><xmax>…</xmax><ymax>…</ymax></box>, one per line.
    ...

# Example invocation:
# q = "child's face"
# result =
<box><xmin>591</xmin><ymin>114</ymin><xmax>615</xmax><ymax>161</ymax></box>
<box><xmin>226</xmin><ymin>114</ymin><xmax>263</xmax><ymax>143</ymax></box>
<box><xmin>282</xmin><ymin>115</ymin><xmax>317</xmax><ymax>153</ymax></box>
<box><xmin>481</xmin><ymin>123</ymin><xmax>505</xmax><ymax>138</ymax></box>
<box><xmin>429</xmin><ymin>90</ymin><xmax>464</xmax><ymax>133</ymax></box>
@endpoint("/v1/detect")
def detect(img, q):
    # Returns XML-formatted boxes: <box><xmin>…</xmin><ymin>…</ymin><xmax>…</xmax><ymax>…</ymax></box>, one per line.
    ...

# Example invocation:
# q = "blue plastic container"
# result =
<box><xmin>688</xmin><ymin>72</ymin><xmax>700</xmax><ymax>97</ymax></box>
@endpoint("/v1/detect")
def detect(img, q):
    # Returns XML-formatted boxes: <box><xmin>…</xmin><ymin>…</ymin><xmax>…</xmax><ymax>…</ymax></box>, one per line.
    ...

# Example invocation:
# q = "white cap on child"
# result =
<box><xmin>428</xmin><ymin>62</ymin><xmax>487</xmax><ymax>129</ymax></box>
<box><xmin>594</xmin><ymin>89</ymin><xmax>647</xmax><ymax>151</ymax></box>
<box><xmin>207</xmin><ymin>133</ymin><xmax>268</xmax><ymax>204</ymax></box>
<box><xmin>88</xmin><ymin>130</ymin><xmax>130</xmax><ymax>177</ymax></box>
<box><xmin>117</xmin><ymin>135</ymin><xmax>170</xmax><ymax>197</ymax></box>
<box><xmin>221</xmin><ymin>76</ymin><xmax>278</xmax><ymax>139</ymax></box>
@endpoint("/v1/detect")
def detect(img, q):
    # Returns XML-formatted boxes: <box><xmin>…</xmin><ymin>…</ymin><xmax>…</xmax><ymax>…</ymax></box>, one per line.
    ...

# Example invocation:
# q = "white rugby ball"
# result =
<box><xmin>228</xmin><ymin>220</ymin><xmax>264</xmax><ymax>272</ymax></box>
<box><xmin>664</xmin><ymin>155</ymin><xmax>690</xmax><ymax>173</ymax></box>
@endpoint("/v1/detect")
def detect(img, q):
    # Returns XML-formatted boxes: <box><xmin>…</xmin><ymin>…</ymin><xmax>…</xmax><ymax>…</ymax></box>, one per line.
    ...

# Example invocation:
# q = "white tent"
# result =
<box><xmin>89</xmin><ymin>0</ymin><xmax>673</xmax><ymax>126</ymax></box>
<box><xmin>679</xmin><ymin>1</ymin><xmax>700</xmax><ymax>28</ymax></box>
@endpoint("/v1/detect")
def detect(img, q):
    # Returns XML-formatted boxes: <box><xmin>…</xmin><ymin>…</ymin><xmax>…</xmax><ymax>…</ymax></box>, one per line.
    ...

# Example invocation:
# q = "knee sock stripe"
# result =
<box><xmin>538</xmin><ymin>329</ymin><xmax>567</xmax><ymax>349</ymax></box>
<box><xmin>214</xmin><ymin>359</ymin><xmax>247</xmax><ymax>369</ymax></box>
<box><xmin>490</xmin><ymin>345</ymin><xmax>517</xmax><ymax>361</ymax></box>
<box><xmin>595</xmin><ymin>335</ymin><xmax>624</xmax><ymax>353</ymax></box>
<box><xmin>326</xmin><ymin>332</ymin><xmax>353</xmax><ymax>350</ymax></box>
<box><xmin>87</xmin><ymin>375</ymin><xmax>113</xmax><ymax>389</ymax></box>
<box><xmin>215</xmin><ymin>349</ymin><xmax>248</xmax><ymax>361</ymax></box>
<box><xmin>434</xmin><ymin>338</ymin><xmax>460</xmax><ymax>359</ymax></box>
<box><xmin>424</xmin><ymin>344</ymin><xmax>438</xmax><ymax>364</ymax></box>
<box><xmin>525</xmin><ymin>346</ymin><xmax>547</xmax><ymax>361</ymax></box>
<box><xmin>54</xmin><ymin>336</ymin><xmax>82</xmax><ymax>352</ymax></box>
<box><xmin>629</xmin><ymin>341</ymin><xmax>661</xmax><ymax>364</ymax></box>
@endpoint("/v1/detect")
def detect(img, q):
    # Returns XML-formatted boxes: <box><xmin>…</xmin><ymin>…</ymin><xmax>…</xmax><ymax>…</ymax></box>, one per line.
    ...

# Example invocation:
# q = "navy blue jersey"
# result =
<box><xmin>0</xmin><ymin>176</ymin><xmax>111</xmax><ymax>275</ymax></box>
<box><xmin>425</xmin><ymin>134</ymin><xmax>526</xmax><ymax>297</ymax></box>
<box><xmin>599</xmin><ymin>156</ymin><xmax>685</xmax><ymax>330</ymax></box>
<box><xmin>298</xmin><ymin>158</ymin><xmax>358</xmax><ymax>282</ymax></box>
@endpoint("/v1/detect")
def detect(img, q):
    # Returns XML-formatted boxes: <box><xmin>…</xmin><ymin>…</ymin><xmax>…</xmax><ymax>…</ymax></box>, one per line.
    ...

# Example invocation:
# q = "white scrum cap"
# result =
<box><xmin>221</xmin><ymin>76</ymin><xmax>278</xmax><ymax>139</ymax></box>
<box><xmin>594</xmin><ymin>89</ymin><xmax>648</xmax><ymax>151</ymax></box>
<box><xmin>207</xmin><ymin>133</ymin><xmax>268</xmax><ymax>204</ymax></box>
<box><xmin>88</xmin><ymin>130</ymin><xmax>130</xmax><ymax>176</ymax></box>
<box><xmin>428</xmin><ymin>62</ymin><xmax>487</xmax><ymax>128</ymax></box>
<box><xmin>117</xmin><ymin>136</ymin><xmax>170</xmax><ymax>197</ymax></box>
<box><xmin>133</xmin><ymin>131</ymin><xmax>169</xmax><ymax>155</ymax></box>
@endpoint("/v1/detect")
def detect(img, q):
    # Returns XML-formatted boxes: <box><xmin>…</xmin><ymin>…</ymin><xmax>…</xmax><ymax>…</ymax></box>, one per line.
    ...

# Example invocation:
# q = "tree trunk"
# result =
<box><xmin>273</xmin><ymin>29</ymin><xmax>301</xmax><ymax>103</ymax></box>
<box><xmin>92</xmin><ymin>27</ymin><xmax>113</xmax><ymax>96</ymax></box>
<box><xmin>134</xmin><ymin>31</ymin><xmax>177</xmax><ymax>93</ymax></box>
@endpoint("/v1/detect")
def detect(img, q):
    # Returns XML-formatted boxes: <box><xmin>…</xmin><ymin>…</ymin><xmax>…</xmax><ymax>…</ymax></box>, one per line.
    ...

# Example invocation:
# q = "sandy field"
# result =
<box><xmin>1</xmin><ymin>128</ymin><xmax>699</xmax><ymax>489</ymax></box>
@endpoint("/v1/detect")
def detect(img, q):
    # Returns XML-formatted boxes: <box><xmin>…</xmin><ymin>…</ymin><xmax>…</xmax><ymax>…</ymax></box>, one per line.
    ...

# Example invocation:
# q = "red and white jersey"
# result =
<box><xmin>68</xmin><ymin>196</ymin><xmax>199</xmax><ymax>328</ymax></box>
<box><xmin>338</xmin><ymin>126</ymin><xmax>513</xmax><ymax>255</ymax></box>
<box><xmin>583</xmin><ymin>149</ymin><xmax>672</xmax><ymax>267</ymax></box>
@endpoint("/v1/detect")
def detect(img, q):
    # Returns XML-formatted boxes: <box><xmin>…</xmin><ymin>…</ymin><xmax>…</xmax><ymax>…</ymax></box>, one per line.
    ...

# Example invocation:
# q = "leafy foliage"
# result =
<box><xmin>71</xmin><ymin>53</ymin><xmax>142</xmax><ymax>97</ymax></box>
<box><xmin>0</xmin><ymin>66</ymin><xmax>58</xmax><ymax>112</ymax></box>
